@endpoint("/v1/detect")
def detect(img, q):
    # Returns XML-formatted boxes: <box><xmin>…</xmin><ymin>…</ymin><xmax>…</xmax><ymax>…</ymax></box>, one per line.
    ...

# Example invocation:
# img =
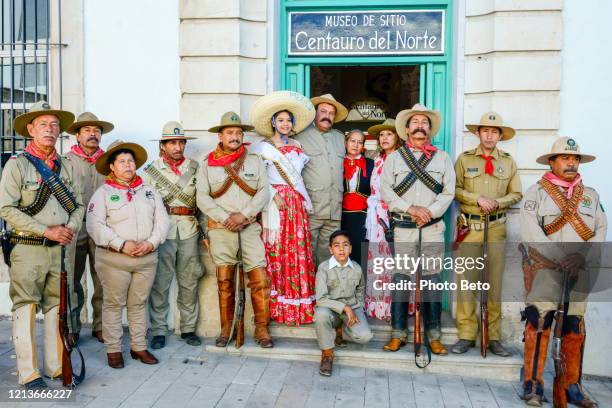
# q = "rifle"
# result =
<box><xmin>59</xmin><ymin>245</ymin><xmax>86</xmax><ymax>387</ymax></box>
<box><xmin>552</xmin><ymin>267</ymin><xmax>571</xmax><ymax>408</ymax></box>
<box><xmin>0</xmin><ymin>218</ymin><xmax>13</xmax><ymax>267</ymax></box>
<box><xmin>480</xmin><ymin>214</ymin><xmax>490</xmax><ymax>358</ymax></box>
<box><xmin>227</xmin><ymin>231</ymin><xmax>246</xmax><ymax>349</ymax></box>
<box><xmin>414</xmin><ymin>228</ymin><xmax>431</xmax><ymax>368</ymax></box>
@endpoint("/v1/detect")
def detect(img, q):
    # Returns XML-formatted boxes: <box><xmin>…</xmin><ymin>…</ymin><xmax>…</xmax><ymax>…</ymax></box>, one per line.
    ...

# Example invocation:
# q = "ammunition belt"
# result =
<box><xmin>395</xmin><ymin>146</ymin><xmax>443</xmax><ymax>196</ymax></box>
<box><xmin>9</xmin><ymin>232</ymin><xmax>58</xmax><ymax>247</ymax></box>
<box><xmin>144</xmin><ymin>164</ymin><xmax>196</xmax><ymax>208</ymax></box>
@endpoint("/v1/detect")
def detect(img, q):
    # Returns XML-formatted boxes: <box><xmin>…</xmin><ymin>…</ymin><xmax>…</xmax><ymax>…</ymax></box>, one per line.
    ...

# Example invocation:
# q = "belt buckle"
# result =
<box><xmin>472</xmin><ymin>222</ymin><xmax>483</xmax><ymax>231</ymax></box>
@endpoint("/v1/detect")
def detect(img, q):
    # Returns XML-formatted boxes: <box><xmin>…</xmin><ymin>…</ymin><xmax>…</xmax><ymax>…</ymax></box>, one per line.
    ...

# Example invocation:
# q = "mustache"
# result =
<box><xmin>411</xmin><ymin>129</ymin><xmax>426</xmax><ymax>136</ymax></box>
<box><xmin>563</xmin><ymin>167</ymin><xmax>578</xmax><ymax>173</ymax></box>
<box><xmin>320</xmin><ymin>118</ymin><xmax>332</xmax><ymax>124</ymax></box>
<box><xmin>228</xmin><ymin>139</ymin><xmax>241</xmax><ymax>144</ymax></box>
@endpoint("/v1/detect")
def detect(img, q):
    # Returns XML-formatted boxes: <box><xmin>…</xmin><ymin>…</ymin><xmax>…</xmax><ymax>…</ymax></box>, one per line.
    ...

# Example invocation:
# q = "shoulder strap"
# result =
<box><xmin>262</xmin><ymin>140</ymin><xmax>296</xmax><ymax>189</ymax></box>
<box><xmin>144</xmin><ymin>163</ymin><xmax>196</xmax><ymax>208</ymax></box>
<box><xmin>210</xmin><ymin>152</ymin><xmax>257</xmax><ymax>198</ymax></box>
<box><xmin>393</xmin><ymin>146</ymin><xmax>442</xmax><ymax>196</ymax></box>
<box><xmin>21</xmin><ymin>153</ymin><xmax>78</xmax><ymax>215</ymax></box>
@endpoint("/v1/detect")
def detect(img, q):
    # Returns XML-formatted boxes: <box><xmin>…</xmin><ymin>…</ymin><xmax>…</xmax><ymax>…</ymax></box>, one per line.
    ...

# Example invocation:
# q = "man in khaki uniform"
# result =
<box><xmin>294</xmin><ymin>94</ymin><xmax>347</xmax><ymax>265</ymax></box>
<box><xmin>143</xmin><ymin>121</ymin><xmax>203</xmax><ymax>349</ymax></box>
<box><xmin>519</xmin><ymin>137</ymin><xmax>605</xmax><ymax>407</ymax></box>
<box><xmin>381</xmin><ymin>103</ymin><xmax>455</xmax><ymax>355</ymax></box>
<box><xmin>452</xmin><ymin>112</ymin><xmax>522</xmax><ymax>357</ymax></box>
<box><xmin>196</xmin><ymin>112</ymin><xmax>273</xmax><ymax>348</ymax></box>
<box><xmin>65</xmin><ymin>112</ymin><xmax>113</xmax><ymax>342</ymax></box>
<box><xmin>0</xmin><ymin>101</ymin><xmax>83</xmax><ymax>388</ymax></box>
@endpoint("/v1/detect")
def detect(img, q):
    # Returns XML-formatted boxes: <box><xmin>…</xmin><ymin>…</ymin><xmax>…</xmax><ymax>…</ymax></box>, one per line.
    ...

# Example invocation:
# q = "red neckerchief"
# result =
<box><xmin>105</xmin><ymin>173</ymin><xmax>143</xmax><ymax>202</ymax></box>
<box><xmin>162</xmin><ymin>153</ymin><xmax>185</xmax><ymax>176</ymax></box>
<box><xmin>70</xmin><ymin>144</ymin><xmax>104</xmax><ymax>164</ymax></box>
<box><xmin>344</xmin><ymin>155</ymin><xmax>367</xmax><ymax>180</ymax></box>
<box><xmin>406</xmin><ymin>141</ymin><xmax>437</xmax><ymax>159</ymax></box>
<box><xmin>207</xmin><ymin>143</ymin><xmax>247</xmax><ymax>167</ymax></box>
<box><xmin>543</xmin><ymin>171</ymin><xmax>582</xmax><ymax>199</ymax></box>
<box><xmin>480</xmin><ymin>154</ymin><xmax>495</xmax><ymax>176</ymax></box>
<box><xmin>25</xmin><ymin>142</ymin><xmax>57</xmax><ymax>170</ymax></box>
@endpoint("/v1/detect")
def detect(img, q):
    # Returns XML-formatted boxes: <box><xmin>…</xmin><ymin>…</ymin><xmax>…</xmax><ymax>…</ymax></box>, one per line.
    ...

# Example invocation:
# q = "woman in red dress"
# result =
<box><xmin>250</xmin><ymin>91</ymin><xmax>317</xmax><ymax>325</ymax></box>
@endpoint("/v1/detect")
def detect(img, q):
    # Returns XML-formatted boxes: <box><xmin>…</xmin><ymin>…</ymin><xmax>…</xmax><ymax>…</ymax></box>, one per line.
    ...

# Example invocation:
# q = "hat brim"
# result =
<box><xmin>207</xmin><ymin>124</ymin><xmax>254</xmax><ymax>133</ymax></box>
<box><xmin>536</xmin><ymin>153</ymin><xmax>596</xmax><ymax>165</ymax></box>
<box><xmin>367</xmin><ymin>124</ymin><xmax>397</xmax><ymax>138</ymax></box>
<box><xmin>95</xmin><ymin>142</ymin><xmax>148</xmax><ymax>175</ymax></box>
<box><xmin>14</xmin><ymin>109</ymin><xmax>75</xmax><ymax>137</ymax></box>
<box><xmin>67</xmin><ymin>120</ymin><xmax>114</xmax><ymax>135</ymax></box>
<box><xmin>310</xmin><ymin>97</ymin><xmax>349</xmax><ymax>123</ymax></box>
<box><xmin>395</xmin><ymin>108</ymin><xmax>441</xmax><ymax>141</ymax></box>
<box><xmin>466</xmin><ymin>124</ymin><xmax>516</xmax><ymax>141</ymax></box>
<box><xmin>150</xmin><ymin>136</ymin><xmax>198</xmax><ymax>141</ymax></box>
<box><xmin>250</xmin><ymin>92</ymin><xmax>316</xmax><ymax>138</ymax></box>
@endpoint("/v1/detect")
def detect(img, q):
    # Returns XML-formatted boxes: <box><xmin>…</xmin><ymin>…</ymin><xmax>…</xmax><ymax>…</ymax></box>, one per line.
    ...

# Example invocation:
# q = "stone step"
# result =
<box><xmin>205</xmin><ymin>337</ymin><xmax>522</xmax><ymax>381</ymax></box>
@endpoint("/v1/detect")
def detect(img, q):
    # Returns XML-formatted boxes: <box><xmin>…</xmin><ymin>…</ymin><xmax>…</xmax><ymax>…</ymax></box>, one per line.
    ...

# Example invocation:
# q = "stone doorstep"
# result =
<box><xmin>205</xmin><ymin>338</ymin><xmax>522</xmax><ymax>381</ymax></box>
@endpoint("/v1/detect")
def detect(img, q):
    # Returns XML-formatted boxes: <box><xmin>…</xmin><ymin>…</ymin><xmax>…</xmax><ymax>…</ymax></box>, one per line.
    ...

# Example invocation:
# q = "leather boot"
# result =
<box><xmin>13</xmin><ymin>304</ymin><xmax>41</xmax><ymax>385</ymax></box>
<box><xmin>429</xmin><ymin>340</ymin><xmax>448</xmax><ymax>355</ymax></box>
<box><xmin>130</xmin><ymin>349</ymin><xmax>159</xmax><ymax>365</ymax></box>
<box><xmin>248</xmin><ymin>267</ymin><xmax>273</xmax><ymax>348</ymax></box>
<box><xmin>43</xmin><ymin>306</ymin><xmax>62</xmax><ymax>379</ymax></box>
<box><xmin>319</xmin><ymin>349</ymin><xmax>334</xmax><ymax>377</ymax></box>
<box><xmin>521</xmin><ymin>319</ymin><xmax>551</xmax><ymax>406</ymax></box>
<box><xmin>215</xmin><ymin>265</ymin><xmax>236</xmax><ymax>347</ymax></box>
<box><xmin>383</xmin><ymin>338</ymin><xmax>407</xmax><ymax>352</ymax></box>
<box><xmin>107</xmin><ymin>352</ymin><xmax>124</xmax><ymax>369</ymax></box>
<box><xmin>335</xmin><ymin>325</ymin><xmax>347</xmax><ymax>348</ymax></box>
<box><xmin>562</xmin><ymin>320</ymin><xmax>597</xmax><ymax>408</ymax></box>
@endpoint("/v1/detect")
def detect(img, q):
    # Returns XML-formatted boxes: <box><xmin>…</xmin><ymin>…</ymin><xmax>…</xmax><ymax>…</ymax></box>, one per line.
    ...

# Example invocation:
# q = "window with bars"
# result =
<box><xmin>1</xmin><ymin>0</ymin><xmax>51</xmax><ymax>167</ymax></box>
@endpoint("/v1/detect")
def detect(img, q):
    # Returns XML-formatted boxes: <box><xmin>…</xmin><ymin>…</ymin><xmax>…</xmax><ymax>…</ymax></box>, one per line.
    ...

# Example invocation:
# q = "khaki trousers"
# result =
<box><xmin>314</xmin><ymin>306</ymin><xmax>373</xmax><ymax>350</ymax></box>
<box><xmin>208</xmin><ymin>222</ymin><xmax>266</xmax><ymax>271</ymax></box>
<box><xmin>309</xmin><ymin>218</ymin><xmax>341</xmax><ymax>267</ymax></box>
<box><xmin>149</xmin><ymin>235</ymin><xmax>203</xmax><ymax>336</ymax></box>
<box><xmin>95</xmin><ymin>249</ymin><xmax>157</xmax><ymax>353</ymax></box>
<box><xmin>455</xmin><ymin>220</ymin><xmax>506</xmax><ymax>341</ymax></box>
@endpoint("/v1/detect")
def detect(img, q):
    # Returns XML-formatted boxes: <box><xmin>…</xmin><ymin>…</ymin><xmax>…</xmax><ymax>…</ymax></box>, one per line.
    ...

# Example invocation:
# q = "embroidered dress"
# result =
<box><xmin>253</xmin><ymin>142</ymin><xmax>316</xmax><ymax>326</ymax></box>
<box><xmin>364</xmin><ymin>153</ymin><xmax>393</xmax><ymax>321</ymax></box>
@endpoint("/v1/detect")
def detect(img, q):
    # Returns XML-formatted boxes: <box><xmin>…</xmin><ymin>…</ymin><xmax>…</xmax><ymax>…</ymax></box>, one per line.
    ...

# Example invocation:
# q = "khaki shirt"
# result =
<box><xmin>455</xmin><ymin>145</ymin><xmax>522</xmax><ymax>214</ymax></box>
<box><xmin>380</xmin><ymin>147</ymin><xmax>455</xmax><ymax>219</ymax></box>
<box><xmin>315</xmin><ymin>258</ymin><xmax>365</xmax><ymax>314</ymax></box>
<box><xmin>196</xmin><ymin>151</ymin><xmax>269</xmax><ymax>223</ymax></box>
<box><xmin>66</xmin><ymin>151</ymin><xmax>106</xmax><ymax>241</ymax></box>
<box><xmin>141</xmin><ymin>157</ymin><xmax>199</xmax><ymax>240</ymax></box>
<box><xmin>86</xmin><ymin>182</ymin><xmax>170</xmax><ymax>251</ymax></box>
<box><xmin>294</xmin><ymin>124</ymin><xmax>345</xmax><ymax>220</ymax></box>
<box><xmin>0</xmin><ymin>154</ymin><xmax>84</xmax><ymax>235</ymax></box>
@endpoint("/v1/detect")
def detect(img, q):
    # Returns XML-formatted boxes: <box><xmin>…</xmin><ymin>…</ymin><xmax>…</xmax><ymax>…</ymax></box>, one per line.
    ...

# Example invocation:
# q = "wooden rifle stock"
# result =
<box><xmin>235</xmin><ymin>263</ymin><xmax>246</xmax><ymax>348</ymax></box>
<box><xmin>552</xmin><ymin>269</ymin><xmax>570</xmax><ymax>408</ymax></box>
<box><xmin>59</xmin><ymin>246</ymin><xmax>74</xmax><ymax>386</ymax></box>
<box><xmin>480</xmin><ymin>214</ymin><xmax>490</xmax><ymax>358</ymax></box>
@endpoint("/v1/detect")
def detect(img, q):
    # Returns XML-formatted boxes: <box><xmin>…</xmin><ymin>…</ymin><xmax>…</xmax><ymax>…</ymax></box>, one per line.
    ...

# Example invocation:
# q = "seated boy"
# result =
<box><xmin>315</xmin><ymin>230</ymin><xmax>374</xmax><ymax>377</ymax></box>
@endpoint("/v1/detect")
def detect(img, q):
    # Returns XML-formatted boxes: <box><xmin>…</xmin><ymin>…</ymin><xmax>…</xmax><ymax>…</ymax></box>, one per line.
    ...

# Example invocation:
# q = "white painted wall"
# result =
<box><xmin>560</xmin><ymin>0</ymin><xmax>612</xmax><ymax>378</ymax></box>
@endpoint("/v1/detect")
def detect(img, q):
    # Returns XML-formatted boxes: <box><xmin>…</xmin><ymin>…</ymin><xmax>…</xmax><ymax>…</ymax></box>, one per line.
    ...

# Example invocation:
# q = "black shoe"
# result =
<box><xmin>450</xmin><ymin>339</ymin><xmax>475</xmax><ymax>354</ymax></box>
<box><xmin>488</xmin><ymin>340</ymin><xmax>511</xmax><ymax>357</ymax></box>
<box><xmin>151</xmin><ymin>335</ymin><xmax>166</xmax><ymax>350</ymax></box>
<box><xmin>181</xmin><ymin>332</ymin><xmax>202</xmax><ymax>346</ymax></box>
<box><xmin>24</xmin><ymin>377</ymin><xmax>48</xmax><ymax>389</ymax></box>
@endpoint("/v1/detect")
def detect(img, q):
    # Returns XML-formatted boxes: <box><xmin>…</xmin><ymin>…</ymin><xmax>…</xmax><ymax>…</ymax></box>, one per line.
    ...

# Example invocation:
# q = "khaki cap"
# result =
<box><xmin>310</xmin><ymin>94</ymin><xmax>349</xmax><ymax>123</ymax></box>
<box><xmin>536</xmin><ymin>137</ymin><xmax>596</xmax><ymax>165</ymax></box>
<box><xmin>14</xmin><ymin>101</ymin><xmax>75</xmax><ymax>137</ymax></box>
<box><xmin>367</xmin><ymin>118</ymin><xmax>397</xmax><ymax>138</ymax></box>
<box><xmin>67</xmin><ymin>112</ymin><xmax>114</xmax><ymax>135</ymax></box>
<box><xmin>95</xmin><ymin>139</ymin><xmax>148</xmax><ymax>176</ymax></box>
<box><xmin>208</xmin><ymin>112</ymin><xmax>254</xmax><ymax>133</ymax></box>
<box><xmin>395</xmin><ymin>103</ymin><xmax>442</xmax><ymax>141</ymax></box>
<box><xmin>151</xmin><ymin>121</ymin><xmax>196</xmax><ymax>141</ymax></box>
<box><xmin>466</xmin><ymin>111</ymin><xmax>515</xmax><ymax>141</ymax></box>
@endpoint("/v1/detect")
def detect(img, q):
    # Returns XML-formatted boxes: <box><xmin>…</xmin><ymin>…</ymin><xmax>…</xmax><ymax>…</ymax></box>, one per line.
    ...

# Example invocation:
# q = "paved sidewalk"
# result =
<box><xmin>0</xmin><ymin>319</ymin><xmax>610</xmax><ymax>407</ymax></box>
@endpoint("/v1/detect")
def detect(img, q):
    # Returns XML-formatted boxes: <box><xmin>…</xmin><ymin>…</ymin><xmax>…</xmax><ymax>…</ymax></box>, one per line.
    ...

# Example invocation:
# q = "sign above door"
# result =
<box><xmin>288</xmin><ymin>9</ymin><xmax>445</xmax><ymax>56</ymax></box>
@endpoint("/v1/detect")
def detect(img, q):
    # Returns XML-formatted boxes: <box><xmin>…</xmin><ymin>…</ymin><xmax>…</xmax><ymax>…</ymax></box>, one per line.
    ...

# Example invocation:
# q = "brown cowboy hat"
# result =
<box><xmin>66</xmin><ymin>112</ymin><xmax>114</xmax><ymax>135</ymax></box>
<box><xmin>208</xmin><ymin>112</ymin><xmax>254</xmax><ymax>133</ymax></box>
<box><xmin>14</xmin><ymin>101</ymin><xmax>75</xmax><ymax>137</ymax></box>
<box><xmin>536</xmin><ymin>137</ymin><xmax>596</xmax><ymax>165</ymax></box>
<box><xmin>310</xmin><ymin>94</ymin><xmax>349</xmax><ymax>123</ymax></box>
<box><xmin>95</xmin><ymin>139</ymin><xmax>148</xmax><ymax>176</ymax></box>
<box><xmin>466</xmin><ymin>111</ymin><xmax>515</xmax><ymax>141</ymax></box>
<box><xmin>250</xmin><ymin>91</ymin><xmax>316</xmax><ymax>138</ymax></box>
<box><xmin>395</xmin><ymin>103</ymin><xmax>442</xmax><ymax>141</ymax></box>
<box><xmin>367</xmin><ymin>118</ymin><xmax>397</xmax><ymax>138</ymax></box>
<box><xmin>151</xmin><ymin>121</ymin><xmax>196</xmax><ymax>141</ymax></box>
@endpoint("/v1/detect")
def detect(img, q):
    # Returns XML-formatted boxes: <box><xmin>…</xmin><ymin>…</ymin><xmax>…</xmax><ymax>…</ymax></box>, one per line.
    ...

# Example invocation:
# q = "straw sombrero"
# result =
<box><xmin>250</xmin><ymin>91</ymin><xmax>315</xmax><ymax>138</ymax></box>
<box><xmin>310</xmin><ymin>94</ymin><xmax>349</xmax><ymax>123</ymax></box>
<box><xmin>367</xmin><ymin>118</ymin><xmax>397</xmax><ymax>138</ymax></box>
<box><xmin>14</xmin><ymin>101</ymin><xmax>75</xmax><ymax>137</ymax></box>
<box><xmin>95</xmin><ymin>139</ymin><xmax>148</xmax><ymax>176</ymax></box>
<box><xmin>395</xmin><ymin>103</ymin><xmax>442</xmax><ymax>141</ymax></box>
<box><xmin>67</xmin><ymin>112</ymin><xmax>114</xmax><ymax>135</ymax></box>
<box><xmin>536</xmin><ymin>137</ymin><xmax>596</xmax><ymax>165</ymax></box>
<box><xmin>466</xmin><ymin>112</ymin><xmax>515</xmax><ymax>141</ymax></box>
<box><xmin>151</xmin><ymin>121</ymin><xmax>196</xmax><ymax>141</ymax></box>
<box><xmin>208</xmin><ymin>112</ymin><xmax>254</xmax><ymax>133</ymax></box>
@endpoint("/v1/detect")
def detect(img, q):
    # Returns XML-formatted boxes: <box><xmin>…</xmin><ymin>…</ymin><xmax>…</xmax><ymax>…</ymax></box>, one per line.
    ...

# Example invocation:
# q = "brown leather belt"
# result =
<box><xmin>165</xmin><ymin>205</ymin><xmax>196</xmax><ymax>216</ymax></box>
<box><xmin>96</xmin><ymin>245</ymin><xmax>121</xmax><ymax>253</ymax></box>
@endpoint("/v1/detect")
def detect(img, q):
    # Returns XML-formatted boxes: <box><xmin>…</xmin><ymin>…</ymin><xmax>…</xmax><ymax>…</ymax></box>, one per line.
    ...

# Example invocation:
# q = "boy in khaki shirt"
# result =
<box><xmin>315</xmin><ymin>230</ymin><xmax>373</xmax><ymax>377</ymax></box>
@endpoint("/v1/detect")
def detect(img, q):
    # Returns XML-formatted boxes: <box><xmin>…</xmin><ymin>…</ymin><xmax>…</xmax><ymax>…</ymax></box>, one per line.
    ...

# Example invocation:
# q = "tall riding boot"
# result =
<box><xmin>521</xmin><ymin>308</ymin><xmax>553</xmax><ymax>407</ymax></box>
<box><xmin>247</xmin><ymin>267</ymin><xmax>273</xmax><ymax>348</ymax></box>
<box><xmin>13</xmin><ymin>304</ymin><xmax>41</xmax><ymax>385</ymax></box>
<box><xmin>215</xmin><ymin>265</ymin><xmax>236</xmax><ymax>347</ymax></box>
<box><xmin>562</xmin><ymin>318</ymin><xmax>597</xmax><ymax>408</ymax></box>
<box><xmin>43</xmin><ymin>306</ymin><xmax>63</xmax><ymax>379</ymax></box>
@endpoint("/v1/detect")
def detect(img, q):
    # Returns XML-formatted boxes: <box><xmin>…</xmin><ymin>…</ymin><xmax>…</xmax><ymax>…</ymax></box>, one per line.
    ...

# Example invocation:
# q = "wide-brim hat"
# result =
<box><xmin>395</xmin><ymin>103</ymin><xmax>442</xmax><ymax>141</ymax></box>
<box><xmin>66</xmin><ymin>112</ymin><xmax>114</xmax><ymax>135</ymax></box>
<box><xmin>466</xmin><ymin>111</ymin><xmax>515</xmax><ymax>141</ymax></box>
<box><xmin>310</xmin><ymin>94</ymin><xmax>349</xmax><ymax>123</ymax></box>
<box><xmin>367</xmin><ymin>118</ymin><xmax>397</xmax><ymax>138</ymax></box>
<box><xmin>14</xmin><ymin>101</ymin><xmax>75</xmax><ymax>137</ymax></box>
<box><xmin>151</xmin><ymin>121</ymin><xmax>196</xmax><ymax>141</ymax></box>
<box><xmin>95</xmin><ymin>139</ymin><xmax>148</xmax><ymax>176</ymax></box>
<box><xmin>208</xmin><ymin>111</ymin><xmax>254</xmax><ymax>133</ymax></box>
<box><xmin>250</xmin><ymin>91</ymin><xmax>315</xmax><ymax>138</ymax></box>
<box><xmin>536</xmin><ymin>137</ymin><xmax>596</xmax><ymax>165</ymax></box>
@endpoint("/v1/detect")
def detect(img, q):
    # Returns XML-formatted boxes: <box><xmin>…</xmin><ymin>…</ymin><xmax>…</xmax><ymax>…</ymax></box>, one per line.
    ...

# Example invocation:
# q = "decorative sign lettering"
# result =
<box><xmin>288</xmin><ymin>10</ymin><xmax>445</xmax><ymax>56</ymax></box>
